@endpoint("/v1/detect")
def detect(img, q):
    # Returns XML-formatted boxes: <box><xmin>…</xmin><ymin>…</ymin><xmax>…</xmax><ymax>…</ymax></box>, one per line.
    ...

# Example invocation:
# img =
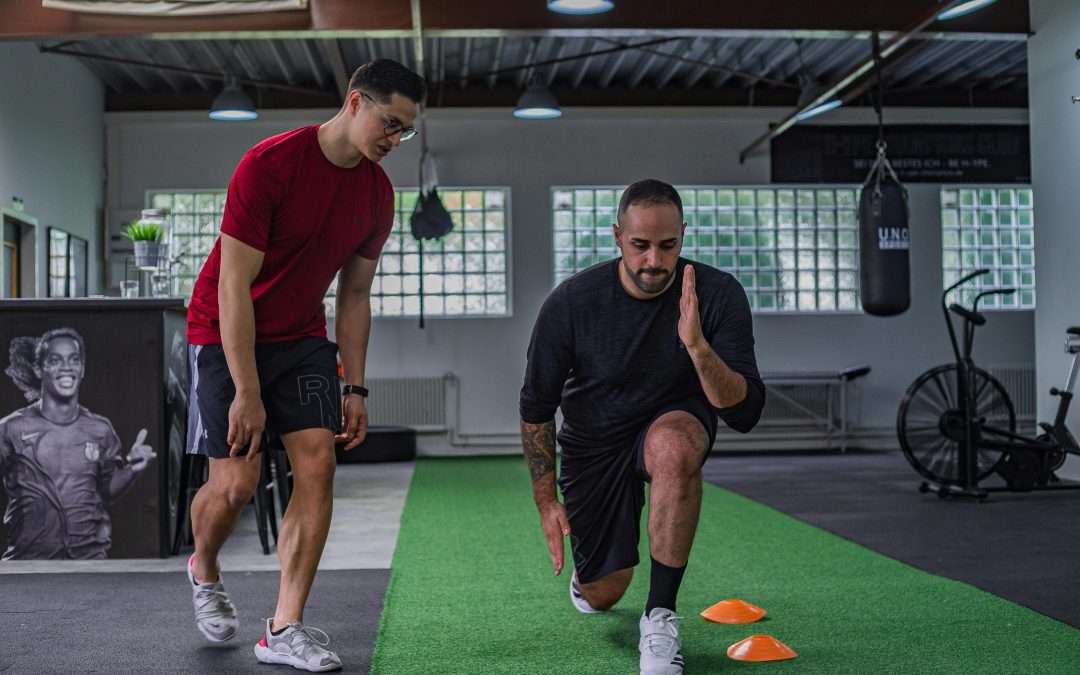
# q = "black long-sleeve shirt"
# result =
<box><xmin>520</xmin><ymin>258</ymin><xmax>765</xmax><ymax>455</ymax></box>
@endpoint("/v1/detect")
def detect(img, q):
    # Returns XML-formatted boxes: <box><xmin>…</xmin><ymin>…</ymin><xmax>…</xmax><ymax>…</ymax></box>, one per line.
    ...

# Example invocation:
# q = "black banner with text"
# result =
<box><xmin>771</xmin><ymin>125</ymin><xmax>1031</xmax><ymax>184</ymax></box>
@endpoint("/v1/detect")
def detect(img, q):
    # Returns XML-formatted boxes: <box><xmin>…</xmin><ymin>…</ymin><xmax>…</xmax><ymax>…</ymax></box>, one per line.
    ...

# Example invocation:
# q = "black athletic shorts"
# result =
<box><xmin>558</xmin><ymin>395</ymin><xmax>718</xmax><ymax>585</ymax></box>
<box><xmin>187</xmin><ymin>337</ymin><xmax>341</xmax><ymax>459</ymax></box>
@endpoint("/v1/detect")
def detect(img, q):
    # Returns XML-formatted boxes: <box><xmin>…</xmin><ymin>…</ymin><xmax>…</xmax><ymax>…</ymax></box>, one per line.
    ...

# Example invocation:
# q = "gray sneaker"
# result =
<box><xmin>187</xmin><ymin>554</ymin><xmax>239</xmax><ymax>643</ymax></box>
<box><xmin>639</xmin><ymin>608</ymin><xmax>684</xmax><ymax>675</ymax></box>
<box><xmin>254</xmin><ymin>618</ymin><xmax>343</xmax><ymax>672</ymax></box>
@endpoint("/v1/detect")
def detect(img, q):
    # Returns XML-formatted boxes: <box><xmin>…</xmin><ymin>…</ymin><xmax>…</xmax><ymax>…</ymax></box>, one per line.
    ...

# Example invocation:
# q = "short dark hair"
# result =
<box><xmin>617</xmin><ymin>179</ymin><xmax>684</xmax><ymax>225</ymax></box>
<box><xmin>35</xmin><ymin>328</ymin><xmax>85</xmax><ymax>367</ymax></box>
<box><xmin>348</xmin><ymin>59</ymin><xmax>426</xmax><ymax>104</ymax></box>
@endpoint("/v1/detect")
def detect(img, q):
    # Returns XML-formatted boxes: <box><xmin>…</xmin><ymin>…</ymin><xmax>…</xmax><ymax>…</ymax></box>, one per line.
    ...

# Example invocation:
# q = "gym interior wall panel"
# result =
<box><xmin>104</xmin><ymin>106</ymin><xmax>1034</xmax><ymax>453</ymax></box>
<box><xmin>0</xmin><ymin>42</ymin><xmax>105</xmax><ymax>295</ymax></box>
<box><xmin>1028</xmin><ymin>0</ymin><xmax>1080</xmax><ymax>480</ymax></box>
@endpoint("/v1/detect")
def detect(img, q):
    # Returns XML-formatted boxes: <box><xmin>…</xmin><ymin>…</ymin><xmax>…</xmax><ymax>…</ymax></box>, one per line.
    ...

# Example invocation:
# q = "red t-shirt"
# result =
<box><xmin>187</xmin><ymin>125</ymin><xmax>394</xmax><ymax>345</ymax></box>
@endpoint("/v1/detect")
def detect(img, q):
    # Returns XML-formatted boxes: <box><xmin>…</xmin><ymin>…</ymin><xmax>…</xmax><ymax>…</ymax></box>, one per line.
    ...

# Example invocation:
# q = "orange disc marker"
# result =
<box><xmin>726</xmin><ymin>635</ymin><xmax>798</xmax><ymax>662</ymax></box>
<box><xmin>700</xmin><ymin>599</ymin><xmax>767</xmax><ymax>624</ymax></box>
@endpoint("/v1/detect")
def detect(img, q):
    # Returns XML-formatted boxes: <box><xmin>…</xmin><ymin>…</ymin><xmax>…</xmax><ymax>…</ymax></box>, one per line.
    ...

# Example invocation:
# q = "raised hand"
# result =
<box><xmin>127</xmin><ymin>428</ymin><xmax>157</xmax><ymax>472</ymax></box>
<box><xmin>678</xmin><ymin>264</ymin><xmax>706</xmax><ymax>352</ymax></box>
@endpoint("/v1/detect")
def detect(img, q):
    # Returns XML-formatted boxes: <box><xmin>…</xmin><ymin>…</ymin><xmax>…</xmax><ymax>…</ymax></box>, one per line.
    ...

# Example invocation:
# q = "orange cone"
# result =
<box><xmin>700</xmin><ymin>599</ymin><xmax>767</xmax><ymax>624</ymax></box>
<box><xmin>727</xmin><ymin>635</ymin><xmax>798</xmax><ymax>662</ymax></box>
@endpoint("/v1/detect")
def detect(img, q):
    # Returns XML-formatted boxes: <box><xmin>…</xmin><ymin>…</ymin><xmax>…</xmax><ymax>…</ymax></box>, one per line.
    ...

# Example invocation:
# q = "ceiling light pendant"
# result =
<box><xmin>209</xmin><ymin>76</ymin><xmax>258</xmax><ymax>121</ymax></box>
<box><xmin>514</xmin><ymin>76</ymin><xmax>562</xmax><ymax>120</ymax></box>
<box><xmin>937</xmin><ymin>0</ymin><xmax>998</xmax><ymax>21</ymax></box>
<box><xmin>547</xmin><ymin>0</ymin><xmax>614</xmax><ymax>15</ymax></box>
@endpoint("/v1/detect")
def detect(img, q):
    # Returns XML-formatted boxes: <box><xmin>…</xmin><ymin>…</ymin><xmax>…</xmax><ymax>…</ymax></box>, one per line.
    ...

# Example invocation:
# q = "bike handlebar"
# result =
<box><xmin>949</xmin><ymin>303</ymin><xmax>986</xmax><ymax>326</ymax></box>
<box><xmin>973</xmin><ymin>288</ymin><xmax>1016</xmax><ymax>311</ymax></box>
<box><xmin>942</xmin><ymin>268</ymin><xmax>990</xmax><ymax>308</ymax></box>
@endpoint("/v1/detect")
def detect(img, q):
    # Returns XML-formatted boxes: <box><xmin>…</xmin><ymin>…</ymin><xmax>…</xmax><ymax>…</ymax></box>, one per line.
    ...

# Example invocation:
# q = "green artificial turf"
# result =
<box><xmin>370</xmin><ymin>457</ymin><xmax>1080</xmax><ymax>674</ymax></box>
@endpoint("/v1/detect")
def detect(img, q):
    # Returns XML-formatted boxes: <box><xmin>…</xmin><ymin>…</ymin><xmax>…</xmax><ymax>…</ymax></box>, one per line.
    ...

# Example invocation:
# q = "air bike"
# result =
<box><xmin>896</xmin><ymin>269</ymin><xmax>1080</xmax><ymax>499</ymax></box>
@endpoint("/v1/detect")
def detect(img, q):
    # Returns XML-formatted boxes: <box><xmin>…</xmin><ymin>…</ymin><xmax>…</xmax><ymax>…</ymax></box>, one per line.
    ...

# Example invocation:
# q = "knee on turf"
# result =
<box><xmin>581</xmin><ymin>569</ymin><xmax>633</xmax><ymax>610</ymax></box>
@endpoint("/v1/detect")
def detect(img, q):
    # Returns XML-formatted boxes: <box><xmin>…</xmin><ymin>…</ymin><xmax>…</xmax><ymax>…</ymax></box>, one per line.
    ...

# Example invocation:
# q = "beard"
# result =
<box><xmin>630</xmin><ymin>265</ymin><xmax>672</xmax><ymax>294</ymax></box>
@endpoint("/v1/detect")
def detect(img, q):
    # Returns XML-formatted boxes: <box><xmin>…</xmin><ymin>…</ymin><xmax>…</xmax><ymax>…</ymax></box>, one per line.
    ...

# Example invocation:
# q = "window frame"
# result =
<box><xmin>940</xmin><ymin>184</ymin><xmax>1036</xmax><ymax>312</ymax></box>
<box><xmin>146</xmin><ymin>186</ymin><xmax>514</xmax><ymax>320</ymax></box>
<box><xmin>551</xmin><ymin>184</ymin><xmax>865</xmax><ymax>315</ymax></box>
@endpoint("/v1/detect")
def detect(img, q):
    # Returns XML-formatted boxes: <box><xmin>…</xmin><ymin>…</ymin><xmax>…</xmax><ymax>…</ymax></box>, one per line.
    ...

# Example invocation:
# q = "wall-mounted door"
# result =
<box><xmin>2</xmin><ymin>210</ymin><xmax>37</xmax><ymax>298</ymax></box>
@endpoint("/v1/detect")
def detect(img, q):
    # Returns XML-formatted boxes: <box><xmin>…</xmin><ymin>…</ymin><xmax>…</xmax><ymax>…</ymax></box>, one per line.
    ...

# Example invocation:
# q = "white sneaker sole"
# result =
<box><xmin>254</xmin><ymin>643</ymin><xmax>342</xmax><ymax>672</ymax></box>
<box><xmin>195</xmin><ymin>620</ymin><xmax>238</xmax><ymax>643</ymax></box>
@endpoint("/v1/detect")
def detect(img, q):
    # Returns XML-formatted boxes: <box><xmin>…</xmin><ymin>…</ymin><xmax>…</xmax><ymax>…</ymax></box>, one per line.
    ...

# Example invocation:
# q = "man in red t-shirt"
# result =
<box><xmin>184</xmin><ymin>59</ymin><xmax>424</xmax><ymax>671</ymax></box>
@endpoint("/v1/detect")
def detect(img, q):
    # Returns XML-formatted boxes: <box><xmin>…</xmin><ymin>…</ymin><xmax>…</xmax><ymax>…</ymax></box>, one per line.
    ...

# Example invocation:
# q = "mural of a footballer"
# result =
<box><xmin>0</xmin><ymin>328</ymin><xmax>156</xmax><ymax>560</ymax></box>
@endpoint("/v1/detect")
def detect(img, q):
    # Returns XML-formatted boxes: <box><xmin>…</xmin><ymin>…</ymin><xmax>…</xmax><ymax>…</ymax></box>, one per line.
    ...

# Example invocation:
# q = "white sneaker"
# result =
<box><xmin>254</xmin><ymin>618</ymin><xmax>343</xmax><ymax>672</ymax></box>
<box><xmin>187</xmin><ymin>554</ymin><xmax>239</xmax><ymax>643</ymax></box>
<box><xmin>569</xmin><ymin>571</ymin><xmax>602</xmax><ymax>614</ymax></box>
<box><xmin>639</xmin><ymin>608</ymin><xmax>684</xmax><ymax>675</ymax></box>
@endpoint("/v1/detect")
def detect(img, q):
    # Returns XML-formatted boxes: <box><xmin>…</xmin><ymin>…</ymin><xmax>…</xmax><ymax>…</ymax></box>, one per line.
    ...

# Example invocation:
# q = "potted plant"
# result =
<box><xmin>124</xmin><ymin>216</ymin><xmax>166</xmax><ymax>270</ymax></box>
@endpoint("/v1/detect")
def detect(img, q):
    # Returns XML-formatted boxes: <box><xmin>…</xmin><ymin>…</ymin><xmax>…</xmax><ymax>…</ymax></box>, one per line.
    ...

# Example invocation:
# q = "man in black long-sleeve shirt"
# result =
<box><xmin>520</xmin><ymin>179</ymin><xmax>765</xmax><ymax>675</ymax></box>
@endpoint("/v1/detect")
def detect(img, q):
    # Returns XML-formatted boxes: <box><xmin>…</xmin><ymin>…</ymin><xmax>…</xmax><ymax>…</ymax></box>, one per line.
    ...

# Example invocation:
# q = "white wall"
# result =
<box><xmin>105</xmin><ymin>106</ymin><xmax>1035</xmax><ymax>449</ymax></box>
<box><xmin>1029</xmin><ymin>0</ymin><xmax>1080</xmax><ymax>480</ymax></box>
<box><xmin>0</xmin><ymin>42</ymin><xmax>105</xmax><ymax>295</ymax></box>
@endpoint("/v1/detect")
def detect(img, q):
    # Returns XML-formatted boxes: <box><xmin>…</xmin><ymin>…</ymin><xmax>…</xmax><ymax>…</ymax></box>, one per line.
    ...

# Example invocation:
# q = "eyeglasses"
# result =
<box><xmin>361</xmin><ymin>92</ymin><xmax>418</xmax><ymax>142</ymax></box>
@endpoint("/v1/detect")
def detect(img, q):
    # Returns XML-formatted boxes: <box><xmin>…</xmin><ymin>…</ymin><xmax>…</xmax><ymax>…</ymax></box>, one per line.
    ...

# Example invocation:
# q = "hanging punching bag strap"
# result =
<box><xmin>863</xmin><ymin>31</ymin><xmax>901</xmax><ymax>201</ymax></box>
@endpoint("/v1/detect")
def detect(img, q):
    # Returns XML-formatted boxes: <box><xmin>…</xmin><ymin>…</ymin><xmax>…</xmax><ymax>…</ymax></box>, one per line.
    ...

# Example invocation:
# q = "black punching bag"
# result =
<box><xmin>858</xmin><ymin>152</ymin><xmax>911</xmax><ymax>316</ymax></box>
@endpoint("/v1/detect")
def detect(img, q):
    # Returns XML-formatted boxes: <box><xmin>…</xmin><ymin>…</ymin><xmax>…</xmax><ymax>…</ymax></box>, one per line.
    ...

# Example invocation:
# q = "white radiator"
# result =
<box><xmin>987</xmin><ymin>366</ymin><xmax>1036</xmax><ymax>419</ymax></box>
<box><xmin>365</xmin><ymin>376</ymin><xmax>448</xmax><ymax>430</ymax></box>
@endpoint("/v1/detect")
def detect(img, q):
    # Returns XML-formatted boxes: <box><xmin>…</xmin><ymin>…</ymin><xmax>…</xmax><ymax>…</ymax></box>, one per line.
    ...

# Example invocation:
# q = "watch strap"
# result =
<box><xmin>343</xmin><ymin>384</ymin><xmax>369</xmax><ymax>397</ymax></box>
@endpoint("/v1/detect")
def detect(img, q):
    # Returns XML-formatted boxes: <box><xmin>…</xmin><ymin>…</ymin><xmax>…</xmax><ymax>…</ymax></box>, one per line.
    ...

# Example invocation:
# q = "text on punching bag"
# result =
<box><xmin>877</xmin><ymin>227</ymin><xmax>910</xmax><ymax>250</ymax></box>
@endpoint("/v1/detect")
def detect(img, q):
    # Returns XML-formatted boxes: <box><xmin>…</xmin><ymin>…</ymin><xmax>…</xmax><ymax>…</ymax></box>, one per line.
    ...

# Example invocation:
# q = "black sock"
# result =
<box><xmin>645</xmin><ymin>557</ymin><xmax>686</xmax><ymax>615</ymax></box>
<box><xmin>270</xmin><ymin>623</ymin><xmax>289</xmax><ymax>636</ymax></box>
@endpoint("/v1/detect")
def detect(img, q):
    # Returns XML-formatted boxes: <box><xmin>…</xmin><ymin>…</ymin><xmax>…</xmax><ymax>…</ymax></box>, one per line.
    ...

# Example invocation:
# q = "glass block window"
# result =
<box><xmin>150</xmin><ymin>190</ymin><xmax>225</xmax><ymax>299</ymax></box>
<box><xmin>553</xmin><ymin>186</ymin><xmax>861</xmax><ymax>312</ymax></box>
<box><xmin>149</xmin><ymin>187</ymin><xmax>511</xmax><ymax>318</ymax></box>
<box><xmin>334</xmin><ymin>188</ymin><xmax>510</xmax><ymax>318</ymax></box>
<box><xmin>941</xmin><ymin>187</ymin><xmax>1035</xmax><ymax>309</ymax></box>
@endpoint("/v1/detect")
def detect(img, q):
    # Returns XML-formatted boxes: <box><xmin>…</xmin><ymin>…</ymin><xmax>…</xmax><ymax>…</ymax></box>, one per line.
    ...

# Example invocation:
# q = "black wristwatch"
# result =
<box><xmin>342</xmin><ymin>384</ymin><xmax>369</xmax><ymax>398</ymax></box>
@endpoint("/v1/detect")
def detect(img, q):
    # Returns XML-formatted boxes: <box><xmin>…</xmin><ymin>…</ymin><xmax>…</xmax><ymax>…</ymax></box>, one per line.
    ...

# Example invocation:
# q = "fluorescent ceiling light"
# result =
<box><xmin>796</xmin><ymin>99</ymin><xmax>843</xmax><ymax>121</ymax></box>
<box><xmin>937</xmin><ymin>0</ymin><xmax>998</xmax><ymax>21</ymax></box>
<box><xmin>547</xmin><ymin>0</ymin><xmax>614</xmax><ymax>15</ymax></box>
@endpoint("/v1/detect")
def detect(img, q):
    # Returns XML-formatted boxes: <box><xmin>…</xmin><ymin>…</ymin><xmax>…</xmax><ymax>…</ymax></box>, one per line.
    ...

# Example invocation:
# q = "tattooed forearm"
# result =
<box><xmin>521</xmin><ymin>420</ymin><xmax>556</xmax><ymax>480</ymax></box>
<box><xmin>521</xmin><ymin>420</ymin><xmax>558</xmax><ymax>504</ymax></box>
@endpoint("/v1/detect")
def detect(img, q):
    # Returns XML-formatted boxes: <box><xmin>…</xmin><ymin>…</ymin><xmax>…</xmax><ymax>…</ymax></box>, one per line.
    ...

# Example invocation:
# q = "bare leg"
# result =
<box><xmin>577</xmin><ymin>567</ymin><xmax>635</xmax><ymax>610</ymax></box>
<box><xmin>190</xmin><ymin>456</ymin><xmax>261</xmax><ymax>583</ymax></box>
<box><xmin>271</xmin><ymin>428</ymin><xmax>337</xmax><ymax>629</ymax></box>
<box><xmin>644</xmin><ymin>411</ymin><xmax>709</xmax><ymax>568</ymax></box>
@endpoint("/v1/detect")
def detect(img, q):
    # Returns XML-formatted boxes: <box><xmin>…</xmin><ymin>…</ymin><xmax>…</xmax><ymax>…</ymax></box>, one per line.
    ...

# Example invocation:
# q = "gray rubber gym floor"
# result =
<box><xmin>0</xmin><ymin>462</ymin><xmax>414</xmax><ymax>674</ymax></box>
<box><xmin>702</xmin><ymin>449</ymin><xmax>1080</xmax><ymax>628</ymax></box>
<box><xmin>0</xmin><ymin>569</ymin><xmax>389</xmax><ymax>674</ymax></box>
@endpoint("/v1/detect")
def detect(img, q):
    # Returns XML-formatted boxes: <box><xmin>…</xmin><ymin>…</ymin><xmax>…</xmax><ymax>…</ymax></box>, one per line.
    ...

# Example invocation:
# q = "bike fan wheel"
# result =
<box><xmin>897</xmin><ymin>364</ymin><xmax>1016</xmax><ymax>486</ymax></box>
